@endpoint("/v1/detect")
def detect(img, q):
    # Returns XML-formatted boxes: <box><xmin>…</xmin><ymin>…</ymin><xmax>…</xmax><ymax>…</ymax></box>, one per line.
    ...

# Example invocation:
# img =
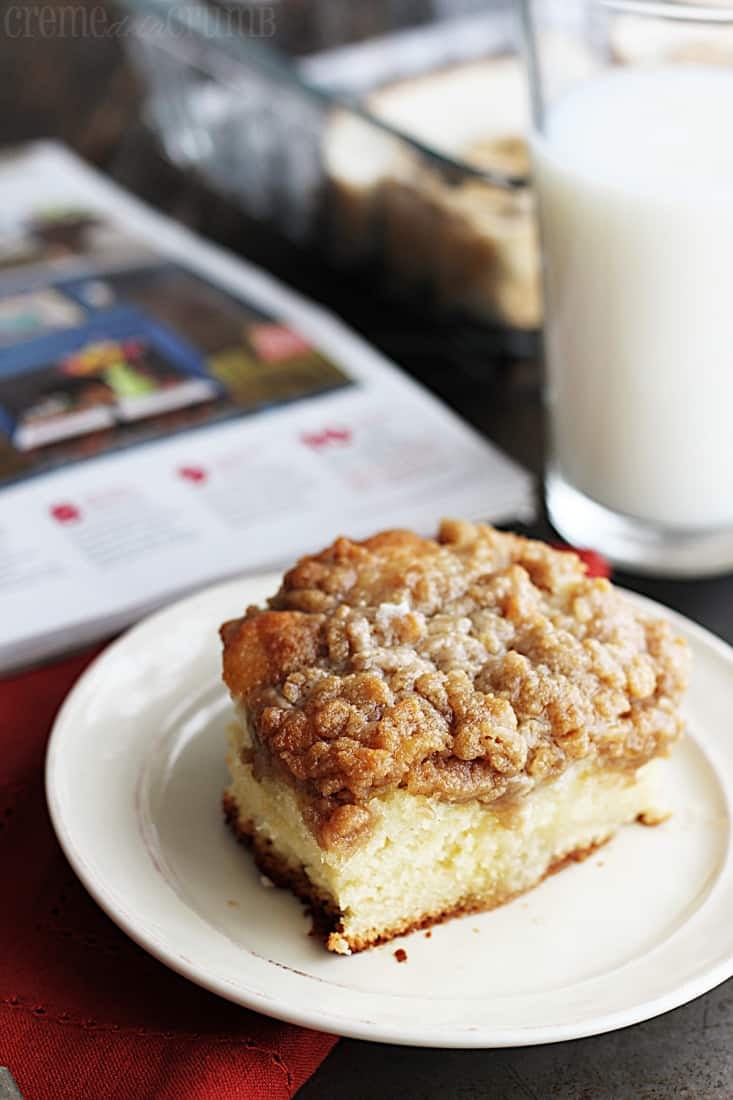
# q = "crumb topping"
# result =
<box><xmin>221</xmin><ymin>520</ymin><xmax>689</xmax><ymax>850</ymax></box>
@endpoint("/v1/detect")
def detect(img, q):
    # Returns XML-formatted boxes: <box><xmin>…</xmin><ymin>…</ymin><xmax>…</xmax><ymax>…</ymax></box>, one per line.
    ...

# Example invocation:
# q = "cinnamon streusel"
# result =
<box><xmin>221</xmin><ymin>520</ymin><xmax>688</xmax><ymax>953</ymax></box>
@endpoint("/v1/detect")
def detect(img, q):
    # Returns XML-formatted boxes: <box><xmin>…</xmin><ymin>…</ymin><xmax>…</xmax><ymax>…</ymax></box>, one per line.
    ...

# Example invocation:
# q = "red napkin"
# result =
<box><xmin>0</xmin><ymin>650</ymin><xmax>337</xmax><ymax>1100</ymax></box>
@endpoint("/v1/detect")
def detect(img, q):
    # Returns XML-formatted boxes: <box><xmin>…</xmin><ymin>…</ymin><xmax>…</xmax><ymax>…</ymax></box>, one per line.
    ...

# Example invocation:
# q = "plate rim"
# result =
<box><xmin>45</xmin><ymin>573</ymin><xmax>733</xmax><ymax>1048</ymax></box>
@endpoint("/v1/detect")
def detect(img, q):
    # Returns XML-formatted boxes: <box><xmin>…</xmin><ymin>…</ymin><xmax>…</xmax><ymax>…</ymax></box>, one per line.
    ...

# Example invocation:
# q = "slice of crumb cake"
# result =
<box><xmin>220</xmin><ymin>520</ymin><xmax>689</xmax><ymax>954</ymax></box>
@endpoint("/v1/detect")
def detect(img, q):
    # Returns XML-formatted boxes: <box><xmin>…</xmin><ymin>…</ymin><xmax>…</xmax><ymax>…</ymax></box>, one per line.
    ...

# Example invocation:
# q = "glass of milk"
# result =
<box><xmin>521</xmin><ymin>0</ymin><xmax>733</xmax><ymax>575</ymax></box>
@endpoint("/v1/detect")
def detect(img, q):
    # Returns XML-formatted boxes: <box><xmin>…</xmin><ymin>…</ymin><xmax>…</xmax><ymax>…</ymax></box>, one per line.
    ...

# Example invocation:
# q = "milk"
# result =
<box><xmin>534</xmin><ymin>67</ymin><xmax>733</xmax><ymax>530</ymax></box>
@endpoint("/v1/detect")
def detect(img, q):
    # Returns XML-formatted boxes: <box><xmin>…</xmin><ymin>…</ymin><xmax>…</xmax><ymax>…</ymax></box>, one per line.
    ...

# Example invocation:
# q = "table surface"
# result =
<box><xmin>22</xmin><ymin>123</ymin><xmax>733</xmax><ymax>1098</ymax></box>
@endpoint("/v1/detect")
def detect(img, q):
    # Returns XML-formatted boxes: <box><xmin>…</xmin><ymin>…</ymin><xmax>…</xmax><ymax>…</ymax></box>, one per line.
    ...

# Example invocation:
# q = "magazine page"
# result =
<box><xmin>0</xmin><ymin>142</ymin><xmax>534</xmax><ymax>672</ymax></box>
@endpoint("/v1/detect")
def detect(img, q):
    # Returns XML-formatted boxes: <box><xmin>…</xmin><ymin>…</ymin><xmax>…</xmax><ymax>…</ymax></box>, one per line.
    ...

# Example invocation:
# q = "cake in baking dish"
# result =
<box><xmin>221</xmin><ymin>520</ymin><xmax>688</xmax><ymax>954</ymax></box>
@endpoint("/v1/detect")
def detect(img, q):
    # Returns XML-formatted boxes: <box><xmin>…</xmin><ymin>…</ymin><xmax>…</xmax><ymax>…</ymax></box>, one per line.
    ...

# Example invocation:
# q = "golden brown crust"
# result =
<box><xmin>221</xmin><ymin>520</ymin><xmax>689</xmax><ymax>851</ymax></box>
<box><xmin>223</xmin><ymin>791</ymin><xmax>611</xmax><ymax>954</ymax></box>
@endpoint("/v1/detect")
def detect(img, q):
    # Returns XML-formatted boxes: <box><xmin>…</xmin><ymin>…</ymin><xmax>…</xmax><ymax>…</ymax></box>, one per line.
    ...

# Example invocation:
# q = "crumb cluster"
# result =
<box><xmin>221</xmin><ymin>520</ymin><xmax>688</xmax><ymax>849</ymax></box>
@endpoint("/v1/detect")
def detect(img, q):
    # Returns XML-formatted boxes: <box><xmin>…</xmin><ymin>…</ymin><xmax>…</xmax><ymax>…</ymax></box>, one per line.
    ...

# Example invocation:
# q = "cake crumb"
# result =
<box><xmin>472</xmin><ymin>927</ymin><xmax>480</xmax><ymax>934</ymax></box>
<box><xmin>637</xmin><ymin>810</ymin><xmax>671</xmax><ymax>827</ymax></box>
<box><xmin>394</xmin><ymin>948</ymin><xmax>408</xmax><ymax>963</ymax></box>
<box><xmin>424</xmin><ymin>931</ymin><xmax>432</xmax><ymax>939</ymax></box>
<box><xmin>327</xmin><ymin>932</ymin><xmax>352</xmax><ymax>955</ymax></box>
<box><xmin>226</xmin><ymin>899</ymin><xmax>239</xmax><ymax>908</ymax></box>
<box><xmin>259</xmin><ymin>875</ymin><xmax>275</xmax><ymax>889</ymax></box>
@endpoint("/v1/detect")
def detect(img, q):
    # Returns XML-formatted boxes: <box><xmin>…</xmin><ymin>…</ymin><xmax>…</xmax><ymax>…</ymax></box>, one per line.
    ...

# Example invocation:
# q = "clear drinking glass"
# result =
<box><xmin>520</xmin><ymin>0</ymin><xmax>733</xmax><ymax>576</ymax></box>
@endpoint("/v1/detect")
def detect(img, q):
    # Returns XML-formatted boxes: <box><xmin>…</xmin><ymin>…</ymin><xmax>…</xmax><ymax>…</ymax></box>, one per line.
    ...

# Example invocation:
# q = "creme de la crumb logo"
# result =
<box><xmin>2</xmin><ymin>3</ymin><xmax>277</xmax><ymax>40</ymax></box>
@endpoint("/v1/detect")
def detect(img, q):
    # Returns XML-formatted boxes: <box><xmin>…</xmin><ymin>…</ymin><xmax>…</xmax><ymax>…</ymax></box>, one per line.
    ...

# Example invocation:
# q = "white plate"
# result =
<box><xmin>46</xmin><ymin>574</ymin><xmax>733</xmax><ymax>1048</ymax></box>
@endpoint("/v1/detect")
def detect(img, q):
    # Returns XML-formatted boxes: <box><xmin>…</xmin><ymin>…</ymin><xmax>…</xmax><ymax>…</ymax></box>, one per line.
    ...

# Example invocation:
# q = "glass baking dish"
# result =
<box><xmin>118</xmin><ymin>0</ymin><xmax>541</xmax><ymax>351</ymax></box>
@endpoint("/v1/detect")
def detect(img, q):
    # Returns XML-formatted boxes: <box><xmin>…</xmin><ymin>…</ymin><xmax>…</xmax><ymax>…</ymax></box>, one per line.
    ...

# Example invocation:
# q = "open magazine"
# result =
<box><xmin>0</xmin><ymin>143</ymin><xmax>534</xmax><ymax>672</ymax></box>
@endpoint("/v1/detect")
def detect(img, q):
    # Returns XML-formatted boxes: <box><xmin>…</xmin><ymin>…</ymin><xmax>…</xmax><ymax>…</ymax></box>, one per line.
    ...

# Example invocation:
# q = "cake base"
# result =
<box><xmin>223</xmin><ymin>790</ymin><xmax>617</xmax><ymax>953</ymax></box>
<box><xmin>223</xmin><ymin>738</ymin><xmax>668</xmax><ymax>954</ymax></box>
